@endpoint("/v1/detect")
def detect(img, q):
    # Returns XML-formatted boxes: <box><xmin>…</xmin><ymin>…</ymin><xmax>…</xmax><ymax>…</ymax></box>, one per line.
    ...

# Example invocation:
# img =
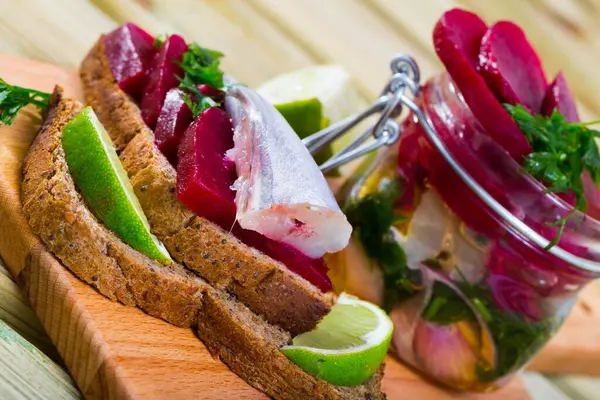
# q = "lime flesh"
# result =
<box><xmin>62</xmin><ymin>106</ymin><xmax>171</xmax><ymax>262</ymax></box>
<box><xmin>281</xmin><ymin>293</ymin><xmax>393</xmax><ymax>386</ymax></box>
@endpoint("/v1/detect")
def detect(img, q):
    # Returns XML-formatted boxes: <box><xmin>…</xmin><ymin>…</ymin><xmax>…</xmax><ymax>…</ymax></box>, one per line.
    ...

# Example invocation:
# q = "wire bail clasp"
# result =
<box><xmin>303</xmin><ymin>54</ymin><xmax>422</xmax><ymax>173</ymax></box>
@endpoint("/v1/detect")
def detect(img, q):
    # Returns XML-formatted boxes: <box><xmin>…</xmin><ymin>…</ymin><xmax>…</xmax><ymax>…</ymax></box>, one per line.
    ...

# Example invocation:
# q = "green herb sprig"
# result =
<box><xmin>176</xmin><ymin>42</ymin><xmax>225</xmax><ymax>117</ymax></box>
<box><xmin>0</xmin><ymin>78</ymin><xmax>50</xmax><ymax>125</ymax></box>
<box><xmin>505</xmin><ymin>104</ymin><xmax>600</xmax><ymax>248</ymax></box>
<box><xmin>344</xmin><ymin>178</ymin><xmax>421</xmax><ymax>311</ymax></box>
<box><xmin>178</xmin><ymin>75</ymin><xmax>220</xmax><ymax>117</ymax></box>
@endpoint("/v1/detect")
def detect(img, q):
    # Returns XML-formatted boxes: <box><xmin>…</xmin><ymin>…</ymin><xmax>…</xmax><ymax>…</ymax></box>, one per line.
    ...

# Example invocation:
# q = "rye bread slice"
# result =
<box><xmin>21</xmin><ymin>89</ymin><xmax>385</xmax><ymax>399</ymax></box>
<box><xmin>81</xmin><ymin>36</ymin><xmax>334</xmax><ymax>336</ymax></box>
<box><xmin>22</xmin><ymin>89</ymin><xmax>203</xmax><ymax>327</ymax></box>
<box><xmin>198</xmin><ymin>288</ymin><xmax>385</xmax><ymax>400</ymax></box>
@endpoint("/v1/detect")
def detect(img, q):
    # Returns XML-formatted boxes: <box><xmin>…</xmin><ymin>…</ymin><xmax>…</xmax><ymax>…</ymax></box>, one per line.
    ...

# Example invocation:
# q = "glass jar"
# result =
<box><xmin>331</xmin><ymin>73</ymin><xmax>600</xmax><ymax>391</ymax></box>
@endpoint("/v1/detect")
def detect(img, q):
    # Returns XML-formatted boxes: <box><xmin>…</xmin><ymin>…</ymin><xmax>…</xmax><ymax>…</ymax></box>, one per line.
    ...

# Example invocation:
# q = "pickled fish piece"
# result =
<box><xmin>225</xmin><ymin>85</ymin><xmax>352</xmax><ymax>258</ymax></box>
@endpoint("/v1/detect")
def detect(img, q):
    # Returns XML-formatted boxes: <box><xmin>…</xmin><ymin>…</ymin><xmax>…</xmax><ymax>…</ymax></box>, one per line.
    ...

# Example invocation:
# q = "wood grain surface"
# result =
<box><xmin>0</xmin><ymin>257</ymin><xmax>62</xmax><ymax>364</ymax></box>
<box><xmin>0</xmin><ymin>54</ymin><xmax>531</xmax><ymax>399</ymax></box>
<box><xmin>0</xmin><ymin>318</ymin><xmax>80</xmax><ymax>399</ymax></box>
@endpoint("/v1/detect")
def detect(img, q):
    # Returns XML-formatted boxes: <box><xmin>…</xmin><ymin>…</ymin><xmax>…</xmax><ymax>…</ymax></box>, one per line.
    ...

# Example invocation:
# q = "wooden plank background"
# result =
<box><xmin>1</xmin><ymin>0</ymin><xmax>600</xmax><ymax>399</ymax></box>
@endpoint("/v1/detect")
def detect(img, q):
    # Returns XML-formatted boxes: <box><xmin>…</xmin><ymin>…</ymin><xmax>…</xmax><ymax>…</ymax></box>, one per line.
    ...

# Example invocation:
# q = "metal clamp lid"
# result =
<box><xmin>304</xmin><ymin>54</ymin><xmax>600</xmax><ymax>274</ymax></box>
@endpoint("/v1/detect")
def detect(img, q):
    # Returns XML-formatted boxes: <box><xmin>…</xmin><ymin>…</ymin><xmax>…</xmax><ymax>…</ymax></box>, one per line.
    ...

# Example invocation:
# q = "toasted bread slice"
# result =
<box><xmin>22</xmin><ymin>89</ymin><xmax>203</xmax><ymax>327</ymax></box>
<box><xmin>21</xmin><ymin>89</ymin><xmax>385</xmax><ymax>399</ymax></box>
<box><xmin>81</xmin><ymin>36</ymin><xmax>334</xmax><ymax>336</ymax></box>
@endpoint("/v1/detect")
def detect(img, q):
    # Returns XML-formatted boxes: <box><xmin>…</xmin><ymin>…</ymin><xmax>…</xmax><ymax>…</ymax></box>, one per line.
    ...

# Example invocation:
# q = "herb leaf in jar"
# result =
<box><xmin>344</xmin><ymin>178</ymin><xmax>422</xmax><ymax>311</ymax></box>
<box><xmin>421</xmin><ymin>269</ymin><xmax>557</xmax><ymax>382</ymax></box>
<box><xmin>505</xmin><ymin>104</ymin><xmax>600</xmax><ymax>248</ymax></box>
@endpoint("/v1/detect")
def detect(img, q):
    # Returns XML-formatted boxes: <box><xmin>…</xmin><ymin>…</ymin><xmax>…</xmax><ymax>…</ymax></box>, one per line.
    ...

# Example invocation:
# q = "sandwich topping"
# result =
<box><xmin>225</xmin><ymin>85</ymin><xmax>352</xmax><ymax>258</ymax></box>
<box><xmin>103</xmin><ymin>25</ymin><xmax>352</xmax><ymax>291</ymax></box>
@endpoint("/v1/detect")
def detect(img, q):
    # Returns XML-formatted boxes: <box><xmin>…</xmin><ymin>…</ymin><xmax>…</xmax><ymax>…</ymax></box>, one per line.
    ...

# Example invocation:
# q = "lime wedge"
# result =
<box><xmin>257</xmin><ymin>65</ymin><xmax>368</xmax><ymax>175</ymax></box>
<box><xmin>271</xmin><ymin>98</ymin><xmax>333</xmax><ymax>172</ymax></box>
<box><xmin>62</xmin><ymin>107</ymin><xmax>171</xmax><ymax>262</ymax></box>
<box><xmin>281</xmin><ymin>293</ymin><xmax>393</xmax><ymax>386</ymax></box>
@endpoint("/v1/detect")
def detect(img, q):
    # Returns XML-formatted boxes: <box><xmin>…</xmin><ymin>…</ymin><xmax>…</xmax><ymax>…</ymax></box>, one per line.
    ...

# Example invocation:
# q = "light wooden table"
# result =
<box><xmin>1</xmin><ymin>1</ymin><xmax>600</xmax><ymax>399</ymax></box>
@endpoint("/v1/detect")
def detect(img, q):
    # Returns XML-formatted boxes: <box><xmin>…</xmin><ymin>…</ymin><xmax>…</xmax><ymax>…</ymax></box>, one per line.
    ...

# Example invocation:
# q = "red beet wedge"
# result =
<box><xmin>155</xmin><ymin>88</ymin><xmax>193</xmax><ymax>165</ymax></box>
<box><xmin>478</xmin><ymin>21</ymin><xmax>548</xmax><ymax>113</ymax></box>
<box><xmin>196</xmin><ymin>84</ymin><xmax>226</xmax><ymax>104</ymax></box>
<box><xmin>155</xmin><ymin>84</ymin><xmax>227</xmax><ymax>165</ymax></box>
<box><xmin>541</xmin><ymin>72</ymin><xmax>580</xmax><ymax>122</ymax></box>
<box><xmin>103</xmin><ymin>23</ymin><xmax>156</xmax><ymax>100</ymax></box>
<box><xmin>433</xmin><ymin>9</ymin><xmax>531</xmax><ymax>159</ymax></box>
<box><xmin>177</xmin><ymin>107</ymin><xmax>237</xmax><ymax>228</ymax></box>
<box><xmin>234</xmin><ymin>227</ymin><xmax>333</xmax><ymax>292</ymax></box>
<box><xmin>141</xmin><ymin>34</ymin><xmax>188</xmax><ymax>129</ymax></box>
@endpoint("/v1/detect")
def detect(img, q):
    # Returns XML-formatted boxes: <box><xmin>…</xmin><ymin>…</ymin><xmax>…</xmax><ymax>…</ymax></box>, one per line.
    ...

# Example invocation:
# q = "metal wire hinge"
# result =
<box><xmin>303</xmin><ymin>54</ymin><xmax>422</xmax><ymax>174</ymax></box>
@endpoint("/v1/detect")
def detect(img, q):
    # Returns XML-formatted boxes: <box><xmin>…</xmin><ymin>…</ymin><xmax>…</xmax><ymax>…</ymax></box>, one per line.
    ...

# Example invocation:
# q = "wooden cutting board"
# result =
<box><xmin>0</xmin><ymin>53</ymin><xmax>555</xmax><ymax>400</ymax></box>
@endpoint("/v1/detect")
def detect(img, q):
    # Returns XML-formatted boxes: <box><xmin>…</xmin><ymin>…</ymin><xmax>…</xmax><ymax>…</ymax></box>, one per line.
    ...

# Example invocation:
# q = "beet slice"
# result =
<box><xmin>155</xmin><ymin>84</ymin><xmax>227</xmax><ymax>165</ymax></box>
<box><xmin>177</xmin><ymin>106</ymin><xmax>237</xmax><ymax>228</ymax></box>
<box><xmin>433</xmin><ymin>9</ymin><xmax>531</xmax><ymax>159</ymax></box>
<box><xmin>478</xmin><ymin>21</ymin><xmax>548</xmax><ymax>113</ymax></box>
<box><xmin>155</xmin><ymin>88</ymin><xmax>193</xmax><ymax>165</ymax></box>
<box><xmin>196</xmin><ymin>84</ymin><xmax>226</xmax><ymax>104</ymax></box>
<box><xmin>234</xmin><ymin>227</ymin><xmax>333</xmax><ymax>292</ymax></box>
<box><xmin>541</xmin><ymin>72</ymin><xmax>580</xmax><ymax>122</ymax></box>
<box><xmin>103</xmin><ymin>23</ymin><xmax>156</xmax><ymax>100</ymax></box>
<box><xmin>435</xmin><ymin>9</ymin><xmax>487</xmax><ymax>66</ymax></box>
<box><xmin>141</xmin><ymin>34</ymin><xmax>188</xmax><ymax>129</ymax></box>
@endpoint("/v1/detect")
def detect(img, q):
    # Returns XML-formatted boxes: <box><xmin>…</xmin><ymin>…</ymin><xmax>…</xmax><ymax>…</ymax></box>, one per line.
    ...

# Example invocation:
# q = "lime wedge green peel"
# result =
<box><xmin>62</xmin><ymin>106</ymin><xmax>171</xmax><ymax>262</ymax></box>
<box><xmin>257</xmin><ymin>65</ymin><xmax>367</xmax><ymax>176</ymax></box>
<box><xmin>272</xmin><ymin>98</ymin><xmax>333</xmax><ymax>169</ymax></box>
<box><xmin>282</xmin><ymin>293</ymin><xmax>393</xmax><ymax>386</ymax></box>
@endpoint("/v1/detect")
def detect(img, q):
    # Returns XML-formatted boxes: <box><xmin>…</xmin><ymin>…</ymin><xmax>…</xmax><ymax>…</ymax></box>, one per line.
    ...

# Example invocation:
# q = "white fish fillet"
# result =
<box><xmin>225</xmin><ymin>85</ymin><xmax>352</xmax><ymax>258</ymax></box>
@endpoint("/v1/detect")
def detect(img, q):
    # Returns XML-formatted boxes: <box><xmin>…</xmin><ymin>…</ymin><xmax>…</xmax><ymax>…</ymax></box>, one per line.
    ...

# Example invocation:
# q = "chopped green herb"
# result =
<box><xmin>420</xmin><ymin>263</ymin><xmax>556</xmax><ymax>381</ymax></box>
<box><xmin>179</xmin><ymin>75</ymin><xmax>219</xmax><ymax>116</ymax></box>
<box><xmin>344</xmin><ymin>178</ymin><xmax>422</xmax><ymax>310</ymax></box>
<box><xmin>422</xmin><ymin>281</ymin><xmax>475</xmax><ymax>325</ymax></box>
<box><xmin>472</xmin><ymin>298</ymin><xmax>492</xmax><ymax>323</ymax></box>
<box><xmin>459</xmin><ymin>281</ymin><xmax>556</xmax><ymax>382</ymax></box>
<box><xmin>0</xmin><ymin>78</ymin><xmax>50</xmax><ymax>126</ymax></box>
<box><xmin>175</xmin><ymin>42</ymin><xmax>225</xmax><ymax>117</ymax></box>
<box><xmin>506</xmin><ymin>104</ymin><xmax>600</xmax><ymax>248</ymax></box>
<box><xmin>177</xmin><ymin>43</ymin><xmax>224</xmax><ymax>89</ymax></box>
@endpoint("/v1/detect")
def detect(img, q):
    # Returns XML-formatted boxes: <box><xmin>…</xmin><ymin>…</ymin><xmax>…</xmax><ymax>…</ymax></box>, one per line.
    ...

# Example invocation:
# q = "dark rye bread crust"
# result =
<box><xmin>79</xmin><ymin>39</ymin><xmax>146</xmax><ymax>152</ymax></box>
<box><xmin>21</xmin><ymin>89</ymin><xmax>385</xmax><ymax>400</ymax></box>
<box><xmin>199</xmin><ymin>289</ymin><xmax>386</xmax><ymax>400</ymax></box>
<box><xmin>81</xmin><ymin>36</ymin><xmax>334</xmax><ymax>337</ymax></box>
